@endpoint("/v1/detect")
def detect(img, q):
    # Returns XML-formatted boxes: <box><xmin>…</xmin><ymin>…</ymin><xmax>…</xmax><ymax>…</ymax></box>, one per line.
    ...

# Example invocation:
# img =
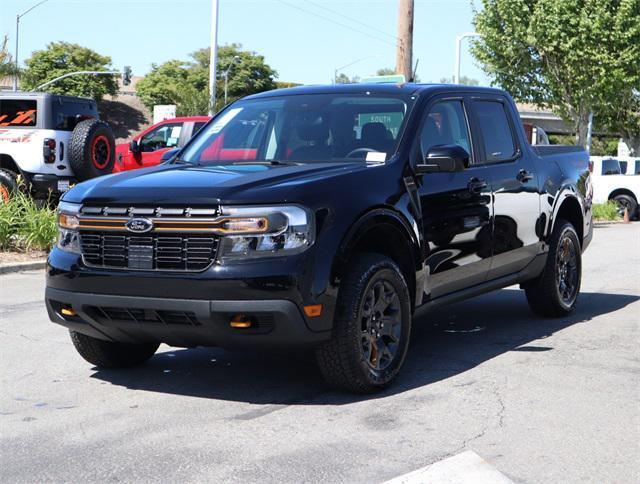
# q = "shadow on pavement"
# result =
<box><xmin>91</xmin><ymin>289</ymin><xmax>638</xmax><ymax>405</ymax></box>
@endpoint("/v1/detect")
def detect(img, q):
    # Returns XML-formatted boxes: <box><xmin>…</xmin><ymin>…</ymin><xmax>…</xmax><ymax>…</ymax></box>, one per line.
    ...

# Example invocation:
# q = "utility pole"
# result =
<box><xmin>208</xmin><ymin>0</ymin><xmax>220</xmax><ymax>116</ymax></box>
<box><xmin>395</xmin><ymin>0</ymin><xmax>414</xmax><ymax>82</ymax></box>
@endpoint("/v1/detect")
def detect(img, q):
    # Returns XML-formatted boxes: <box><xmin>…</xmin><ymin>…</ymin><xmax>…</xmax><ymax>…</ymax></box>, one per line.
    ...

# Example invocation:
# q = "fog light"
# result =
<box><xmin>61</xmin><ymin>306</ymin><xmax>76</xmax><ymax>317</ymax></box>
<box><xmin>230</xmin><ymin>314</ymin><xmax>252</xmax><ymax>328</ymax></box>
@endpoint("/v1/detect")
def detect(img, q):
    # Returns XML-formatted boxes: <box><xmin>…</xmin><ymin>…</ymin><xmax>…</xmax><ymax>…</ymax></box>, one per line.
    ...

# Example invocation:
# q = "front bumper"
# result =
<box><xmin>46</xmin><ymin>247</ymin><xmax>336</xmax><ymax>348</ymax></box>
<box><xmin>46</xmin><ymin>287</ymin><xmax>328</xmax><ymax>348</ymax></box>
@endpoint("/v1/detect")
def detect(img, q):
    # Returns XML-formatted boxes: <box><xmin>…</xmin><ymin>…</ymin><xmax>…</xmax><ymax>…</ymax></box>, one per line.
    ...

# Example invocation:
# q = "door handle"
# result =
<box><xmin>517</xmin><ymin>169</ymin><xmax>534</xmax><ymax>182</ymax></box>
<box><xmin>467</xmin><ymin>177</ymin><xmax>488</xmax><ymax>193</ymax></box>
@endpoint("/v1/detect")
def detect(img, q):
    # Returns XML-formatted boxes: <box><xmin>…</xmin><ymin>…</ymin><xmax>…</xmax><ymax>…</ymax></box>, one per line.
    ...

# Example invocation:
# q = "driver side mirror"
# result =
<box><xmin>129</xmin><ymin>140</ymin><xmax>140</xmax><ymax>154</ymax></box>
<box><xmin>416</xmin><ymin>144</ymin><xmax>469</xmax><ymax>174</ymax></box>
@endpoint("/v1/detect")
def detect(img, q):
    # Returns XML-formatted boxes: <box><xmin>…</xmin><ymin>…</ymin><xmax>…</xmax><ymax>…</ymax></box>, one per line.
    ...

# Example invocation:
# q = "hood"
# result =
<box><xmin>63</xmin><ymin>161</ymin><xmax>372</xmax><ymax>205</ymax></box>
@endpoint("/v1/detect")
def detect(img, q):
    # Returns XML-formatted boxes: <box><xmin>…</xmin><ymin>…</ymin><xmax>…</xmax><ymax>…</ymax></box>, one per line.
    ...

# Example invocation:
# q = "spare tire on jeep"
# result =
<box><xmin>69</xmin><ymin>119</ymin><xmax>116</xmax><ymax>181</ymax></box>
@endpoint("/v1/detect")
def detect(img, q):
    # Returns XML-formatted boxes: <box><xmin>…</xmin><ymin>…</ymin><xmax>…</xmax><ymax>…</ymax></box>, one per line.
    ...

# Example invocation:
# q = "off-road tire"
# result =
<box><xmin>69</xmin><ymin>119</ymin><xmax>116</xmax><ymax>181</ymax></box>
<box><xmin>525</xmin><ymin>220</ymin><xmax>582</xmax><ymax>317</ymax></box>
<box><xmin>612</xmin><ymin>194</ymin><xmax>637</xmax><ymax>220</ymax></box>
<box><xmin>315</xmin><ymin>253</ymin><xmax>412</xmax><ymax>393</ymax></box>
<box><xmin>0</xmin><ymin>169</ymin><xmax>18</xmax><ymax>202</ymax></box>
<box><xmin>70</xmin><ymin>331</ymin><xmax>159</xmax><ymax>368</ymax></box>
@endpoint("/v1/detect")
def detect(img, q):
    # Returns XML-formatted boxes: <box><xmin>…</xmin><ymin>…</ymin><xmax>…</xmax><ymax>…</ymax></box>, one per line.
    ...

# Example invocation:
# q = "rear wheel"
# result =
<box><xmin>0</xmin><ymin>169</ymin><xmax>18</xmax><ymax>202</ymax></box>
<box><xmin>612</xmin><ymin>194</ymin><xmax>637</xmax><ymax>220</ymax></box>
<box><xmin>525</xmin><ymin>220</ymin><xmax>582</xmax><ymax>317</ymax></box>
<box><xmin>315</xmin><ymin>253</ymin><xmax>412</xmax><ymax>393</ymax></box>
<box><xmin>70</xmin><ymin>331</ymin><xmax>159</xmax><ymax>368</ymax></box>
<box><xmin>69</xmin><ymin>119</ymin><xmax>116</xmax><ymax>181</ymax></box>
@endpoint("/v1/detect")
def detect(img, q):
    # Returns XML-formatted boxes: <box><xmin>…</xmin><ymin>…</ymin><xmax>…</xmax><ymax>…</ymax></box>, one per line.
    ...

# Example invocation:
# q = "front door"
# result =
<box><xmin>469</xmin><ymin>98</ymin><xmax>541</xmax><ymax>279</ymax></box>
<box><xmin>416</xmin><ymin>97</ymin><xmax>493</xmax><ymax>299</ymax></box>
<box><xmin>135</xmin><ymin>121</ymin><xmax>184</xmax><ymax>168</ymax></box>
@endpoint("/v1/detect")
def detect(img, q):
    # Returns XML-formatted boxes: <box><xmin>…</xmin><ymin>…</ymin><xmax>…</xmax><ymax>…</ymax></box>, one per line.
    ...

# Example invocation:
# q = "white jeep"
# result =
<box><xmin>590</xmin><ymin>156</ymin><xmax>640</xmax><ymax>219</ymax></box>
<box><xmin>0</xmin><ymin>91</ymin><xmax>116</xmax><ymax>201</ymax></box>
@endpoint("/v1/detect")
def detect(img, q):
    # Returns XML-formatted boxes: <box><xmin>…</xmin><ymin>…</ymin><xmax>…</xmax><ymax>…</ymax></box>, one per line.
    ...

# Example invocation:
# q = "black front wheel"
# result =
<box><xmin>70</xmin><ymin>331</ymin><xmax>159</xmax><ymax>368</ymax></box>
<box><xmin>315</xmin><ymin>253</ymin><xmax>412</xmax><ymax>393</ymax></box>
<box><xmin>612</xmin><ymin>194</ymin><xmax>637</xmax><ymax>220</ymax></box>
<box><xmin>525</xmin><ymin>220</ymin><xmax>582</xmax><ymax>317</ymax></box>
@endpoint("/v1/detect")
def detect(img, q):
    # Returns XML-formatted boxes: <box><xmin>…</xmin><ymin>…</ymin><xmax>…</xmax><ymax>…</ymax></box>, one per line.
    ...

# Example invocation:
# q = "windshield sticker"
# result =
<box><xmin>208</xmin><ymin>108</ymin><xmax>243</xmax><ymax>134</ymax></box>
<box><xmin>365</xmin><ymin>152</ymin><xmax>386</xmax><ymax>162</ymax></box>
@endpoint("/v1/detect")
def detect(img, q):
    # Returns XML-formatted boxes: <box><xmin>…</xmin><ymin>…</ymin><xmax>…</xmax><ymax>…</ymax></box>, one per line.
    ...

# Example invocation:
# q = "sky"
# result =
<box><xmin>1</xmin><ymin>0</ymin><xmax>490</xmax><ymax>86</ymax></box>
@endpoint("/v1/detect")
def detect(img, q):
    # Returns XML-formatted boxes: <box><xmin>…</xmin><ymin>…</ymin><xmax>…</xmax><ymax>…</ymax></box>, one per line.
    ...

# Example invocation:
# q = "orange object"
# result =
<box><xmin>230</xmin><ymin>314</ymin><xmax>252</xmax><ymax>328</ymax></box>
<box><xmin>303</xmin><ymin>304</ymin><xmax>323</xmax><ymax>317</ymax></box>
<box><xmin>623</xmin><ymin>207</ymin><xmax>630</xmax><ymax>224</ymax></box>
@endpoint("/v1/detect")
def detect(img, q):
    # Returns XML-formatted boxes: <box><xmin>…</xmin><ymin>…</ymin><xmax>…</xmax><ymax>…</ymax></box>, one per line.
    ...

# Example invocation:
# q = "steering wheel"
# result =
<box><xmin>346</xmin><ymin>147</ymin><xmax>376</xmax><ymax>159</ymax></box>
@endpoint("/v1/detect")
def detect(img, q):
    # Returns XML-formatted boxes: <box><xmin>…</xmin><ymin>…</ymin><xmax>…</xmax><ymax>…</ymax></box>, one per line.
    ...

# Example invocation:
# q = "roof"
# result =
<box><xmin>244</xmin><ymin>83</ymin><xmax>506</xmax><ymax>99</ymax></box>
<box><xmin>0</xmin><ymin>90</ymin><xmax>95</xmax><ymax>103</ymax></box>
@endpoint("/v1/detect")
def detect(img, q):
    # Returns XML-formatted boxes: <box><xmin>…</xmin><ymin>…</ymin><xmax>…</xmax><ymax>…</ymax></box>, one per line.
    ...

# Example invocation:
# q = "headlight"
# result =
<box><xmin>217</xmin><ymin>205</ymin><xmax>315</xmax><ymax>262</ymax></box>
<box><xmin>56</xmin><ymin>201</ymin><xmax>81</xmax><ymax>254</ymax></box>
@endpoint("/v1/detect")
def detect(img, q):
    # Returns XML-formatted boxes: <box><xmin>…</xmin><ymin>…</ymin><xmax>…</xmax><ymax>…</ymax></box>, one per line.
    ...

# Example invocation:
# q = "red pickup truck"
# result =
<box><xmin>113</xmin><ymin>116</ymin><xmax>210</xmax><ymax>173</ymax></box>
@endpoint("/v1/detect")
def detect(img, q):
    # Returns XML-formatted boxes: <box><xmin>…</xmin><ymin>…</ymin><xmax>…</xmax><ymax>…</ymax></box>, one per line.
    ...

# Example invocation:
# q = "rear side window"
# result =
<box><xmin>601</xmin><ymin>159</ymin><xmax>621</xmax><ymax>175</ymax></box>
<box><xmin>635</xmin><ymin>160</ymin><xmax>640</xmax><ymax>175</ymax></box>
<box><xmin>0</xmin><ymin>100</ymin><xmax>37</xmax><ymax>127</ymax></box>
<box><xmin>619</xmin><ymin>160</ymin><xmax>628</xmax><ymax>174</ymax></box>
<box><xmin>52</xmin><ymin>100</ymin><xmax>96</xmax><ymax>131</ymax></box>
<box><xmin>474</xmin><ymin>101</ymin><xmax>516</xmax><ymax>162</ymax></box>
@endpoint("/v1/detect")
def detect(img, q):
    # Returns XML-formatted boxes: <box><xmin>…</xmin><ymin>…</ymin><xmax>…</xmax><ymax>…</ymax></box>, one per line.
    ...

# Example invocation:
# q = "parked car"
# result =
<box><xmin>113</xmin><ymin>116</ymin><xmax>210</xmax><ymax>173</ymax></box>
<box><xmin>590</xmin><ymin>156</ymin><xmax>640</xmax><ymax>218</ymax></box>
<box><xmin>46</xmin><ymin>84</ymin><xmax>592</xmax><ymax>393</ymax></box>
<box><xmin>0</xmin><ymin>92</ymin><xmax>115</xmax><ymax>201</ymax></box>
<box><xmin>522</xmin><ymin>122</ymin><xmax>550</xmax><ymax>146</ymax></box>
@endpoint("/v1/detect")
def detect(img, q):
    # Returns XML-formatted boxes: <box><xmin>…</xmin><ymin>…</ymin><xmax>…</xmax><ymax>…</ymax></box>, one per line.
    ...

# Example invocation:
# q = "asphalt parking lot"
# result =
<box><xmin>1</xmin><ymin>223</ymin><xmax>638</xmax><ymax>483</ymax></box>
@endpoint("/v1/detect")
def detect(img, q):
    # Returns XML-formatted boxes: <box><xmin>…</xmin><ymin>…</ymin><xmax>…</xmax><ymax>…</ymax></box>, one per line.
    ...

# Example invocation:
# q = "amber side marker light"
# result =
<box><xmin>61</xmin><ymin>307</ymin><xmax>77</xmax><ymax>317</ymax></box>
<box><xmin>303</xmin><ymin>305</ymin><xmax>322</xmax><ymax>318</ymax></box>
<box><xmin>229</xmin><ymin>314</ymin><xmax>252</xmax><ymax>328</ymax></box>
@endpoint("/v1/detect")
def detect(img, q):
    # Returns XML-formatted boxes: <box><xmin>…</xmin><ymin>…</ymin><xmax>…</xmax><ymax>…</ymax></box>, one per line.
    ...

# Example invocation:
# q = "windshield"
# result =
<box><xmin>179</xmin><ymin>92</ymin><xmax>415</xmax><ymax>165</ymax></box>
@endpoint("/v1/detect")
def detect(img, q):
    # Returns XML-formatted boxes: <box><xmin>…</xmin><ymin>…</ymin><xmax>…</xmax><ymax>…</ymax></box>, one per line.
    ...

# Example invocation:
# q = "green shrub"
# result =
<box><xmin>592</xmin><ymin>201</ymin><xmax>621</xmax><ymax>221</ymax></box>
<box><xmin>0</xmin><ymin>188</ymin><xmax>57</xmax><ymax>251</ymax></box>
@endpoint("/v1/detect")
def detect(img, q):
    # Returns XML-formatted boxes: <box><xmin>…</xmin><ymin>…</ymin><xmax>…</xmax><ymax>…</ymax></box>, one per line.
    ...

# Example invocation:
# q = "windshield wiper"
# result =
<box><xmin>231</xmin><ymin>160</ymin><xmax>298</xmax><ymax>166</ymax></box>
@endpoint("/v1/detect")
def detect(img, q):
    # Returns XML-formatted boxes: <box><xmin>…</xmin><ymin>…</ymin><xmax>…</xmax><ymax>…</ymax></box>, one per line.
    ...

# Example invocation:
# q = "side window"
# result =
<box><xmin>635</xmin><ymin>160</ymin><xmax>640</xmax><ymax>175</ymax></box>
<box><xmin>419</xmin><ymin>100</ymin><xmax>472</xmax><ymax>159</ymax></box>
<box><xmin>474</xmin><ymin>101</ymin><xmax>517</xmax><ymax>162</ymax></box>
<box><xmin>601</xmin><ymin>159</ymin><xmax>621</xmax><ymax>175</ymax></box>
<box><xmin>139</xmin><ymin>123</ymin><xmax>183</xmax><ymax>152</ymax></box>
<box><xmin>619</xmin><ymin>160</ymin><xmax>628</xmax><ymax>174</ymax></box>
<box><xmin>192</xmin><ymin>122</ymin><xmax>206</xmax><ymax>136</ymax></box>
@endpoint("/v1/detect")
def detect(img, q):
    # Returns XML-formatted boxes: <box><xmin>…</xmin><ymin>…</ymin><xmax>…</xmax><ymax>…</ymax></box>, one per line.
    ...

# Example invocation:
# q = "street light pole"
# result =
<box><xmin>208</xmin><ymin>0</ymin><xmax>220</xmax><ymax>115</ymax></box>
<box><xmin>13</xmin><ymin>0</ymin><xmax>50</xmax><ymax>91</ymax></box>
<box><xmin>454</xmin><ymin>32</ymin><xmax>482</xmax><ymax>84</ymax></box>
<box><xmin>333</xmin><ymin>55</ymin><xmax>379</xmax><ymax>84</ymax></box>
<box><xmin>223</xmin><ymin>56</ymin><xmax>241</xmax><ymax>105</ymax></box>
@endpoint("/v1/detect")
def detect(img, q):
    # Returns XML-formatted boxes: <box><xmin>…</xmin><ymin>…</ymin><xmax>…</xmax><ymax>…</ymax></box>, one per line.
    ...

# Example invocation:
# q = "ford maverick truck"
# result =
<box><xmin>46</xmin><ymin>84</ymin><xmax>592</xmax><ymax>393</ymax></box>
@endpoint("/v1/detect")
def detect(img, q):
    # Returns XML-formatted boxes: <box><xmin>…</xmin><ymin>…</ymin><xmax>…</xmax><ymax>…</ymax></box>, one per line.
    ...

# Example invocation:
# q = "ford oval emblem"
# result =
<box><xmin>126</xmin><ymin>218</ymin><xmax>154</xmax><ymax>233</ymax></box>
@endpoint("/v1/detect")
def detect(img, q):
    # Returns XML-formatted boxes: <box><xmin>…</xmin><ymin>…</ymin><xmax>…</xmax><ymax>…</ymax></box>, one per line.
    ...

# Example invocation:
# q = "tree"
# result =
<box><xmin>334</xmin><ymin>73</ymin><xmax>360</xmax><ymax>84</ymax></box>
<box><xmin>1</xmin><ymin>35</ymin><xmax>18</xmax><ymax>80</ymax></box>
<box><xmin>376</xmin><ymin>68</ymin><xmax>396</xmax><ymax>76</ymax></box>
<box><xmin>472</xmin><ymin>0</ymin><xmax>640</xmax><ymax>147</ymax></box>
<box><xmin>136</xmin><ymin>44</ymin><xmax>278</xmax><ymax>114</ymax></box>
<box><xmin>439</xmin><ymin>76</ymin><xmax>480</xmax><ymax>86</ymax></box>
<box><xmin>21</xmin><ymin>42</ymin><xmax>118</xmax><ymax>100</ymax></box>
<box><xmin>598</xmin><ymin>89</ymin><xmax>640</xmax><ymax>155</ymax></box>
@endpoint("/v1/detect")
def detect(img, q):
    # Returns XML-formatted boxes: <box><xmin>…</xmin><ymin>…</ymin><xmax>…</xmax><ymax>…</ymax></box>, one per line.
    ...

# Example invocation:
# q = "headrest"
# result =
<box><xmin>361</xmin><ymin>122</ymin><xmax>387</xmax><ymax>140</ymax></box>
<box><xmin>295</xmin><ymin>114</ymin><xmax>329</xmax><ymax>141</ymax></box>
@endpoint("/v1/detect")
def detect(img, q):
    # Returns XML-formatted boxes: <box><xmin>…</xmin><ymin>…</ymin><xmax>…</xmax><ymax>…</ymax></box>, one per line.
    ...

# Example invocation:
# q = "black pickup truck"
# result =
<box><xmin>46</xmin><ymin>84</ymin><xmax>593</xmax><ymax>393</ymax></box>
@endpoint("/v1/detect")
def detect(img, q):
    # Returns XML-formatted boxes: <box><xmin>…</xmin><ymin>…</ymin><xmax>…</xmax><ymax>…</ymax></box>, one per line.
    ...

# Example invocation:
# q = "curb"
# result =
<box><xmin>0</xmin><ymin>260</ymin><xmax>47</xmax><ymax>275</ymax></box>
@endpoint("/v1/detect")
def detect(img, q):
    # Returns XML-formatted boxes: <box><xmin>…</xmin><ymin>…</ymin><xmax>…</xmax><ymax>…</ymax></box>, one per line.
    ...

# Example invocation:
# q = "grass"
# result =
<box><xmin>592</xmin><ymin>201</ymin><xmax>621</xmax><ymax>221</ymax></box>
<box><xmin>0</xmin><ymin>188</ymin><xmax>57</xmax><ymax>252</ymax></box>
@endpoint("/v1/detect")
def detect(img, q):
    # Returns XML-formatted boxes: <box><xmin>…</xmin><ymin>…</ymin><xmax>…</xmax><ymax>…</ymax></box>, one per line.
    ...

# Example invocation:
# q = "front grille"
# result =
<box><xmin>80</xmin><ymin>232</ymin><xmax>218</xmax><ymax>271</ymax></box>
<box><xmin>88</xmin><ymin>306</ymin><xmax>201</xmax><ymax>326</ymax></box>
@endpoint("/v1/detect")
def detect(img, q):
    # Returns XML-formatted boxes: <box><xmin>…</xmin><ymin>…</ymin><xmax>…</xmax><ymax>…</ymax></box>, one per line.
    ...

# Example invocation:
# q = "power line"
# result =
<box><xmin>303</xmin><ymin>0</ymin><xmax>400</xmax><ymax>42</ymax></box>
<box><xmin>274</xmin><ymin>0</ymin><xmax>398</xmax><ymax>48</ymax></box>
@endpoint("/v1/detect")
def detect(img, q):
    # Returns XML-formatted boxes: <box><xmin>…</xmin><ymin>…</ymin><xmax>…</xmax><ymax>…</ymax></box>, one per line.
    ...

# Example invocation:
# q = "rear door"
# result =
<box><xmin>415</xmin><ymin>95</ymin><xmax>493</xmax><ymax>298</ymax></box>
<box><xmin>468</xmin><ymin>97</ymin><xmax>541</xmax><ymax>280</ymax></box>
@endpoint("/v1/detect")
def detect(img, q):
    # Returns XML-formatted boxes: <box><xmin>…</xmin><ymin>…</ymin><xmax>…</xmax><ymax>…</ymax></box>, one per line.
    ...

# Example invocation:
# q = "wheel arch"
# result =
<box><xmin>0</xmin><ymin>154</ymin><xmax>22</xmax><ymax>175</ymax></box>
<box><xmin>332</xmin><ymin>207</ymin><xmax>421</xmax><ymax>310</ymax></box>
<box><xmin>608</xmin><ymin>188</ymin><xmax>637</xmax><ymax>202</ymax></box>
<box><xmin>551</xmin><ymin>195</ymin><xmax>584</xmax><ymax>247</ymax></box>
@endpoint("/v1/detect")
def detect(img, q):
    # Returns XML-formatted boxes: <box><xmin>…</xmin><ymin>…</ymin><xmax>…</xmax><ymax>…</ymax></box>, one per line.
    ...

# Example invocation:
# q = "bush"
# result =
<box><xmin>592</xmin><ymin>201</ymin><xmax>621</xmax><ymax>221</ymax></box>
<box><xmin>0</xmin><ymin>188</ymin><xmax>57</xmax><ymax>251</ymax></box>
